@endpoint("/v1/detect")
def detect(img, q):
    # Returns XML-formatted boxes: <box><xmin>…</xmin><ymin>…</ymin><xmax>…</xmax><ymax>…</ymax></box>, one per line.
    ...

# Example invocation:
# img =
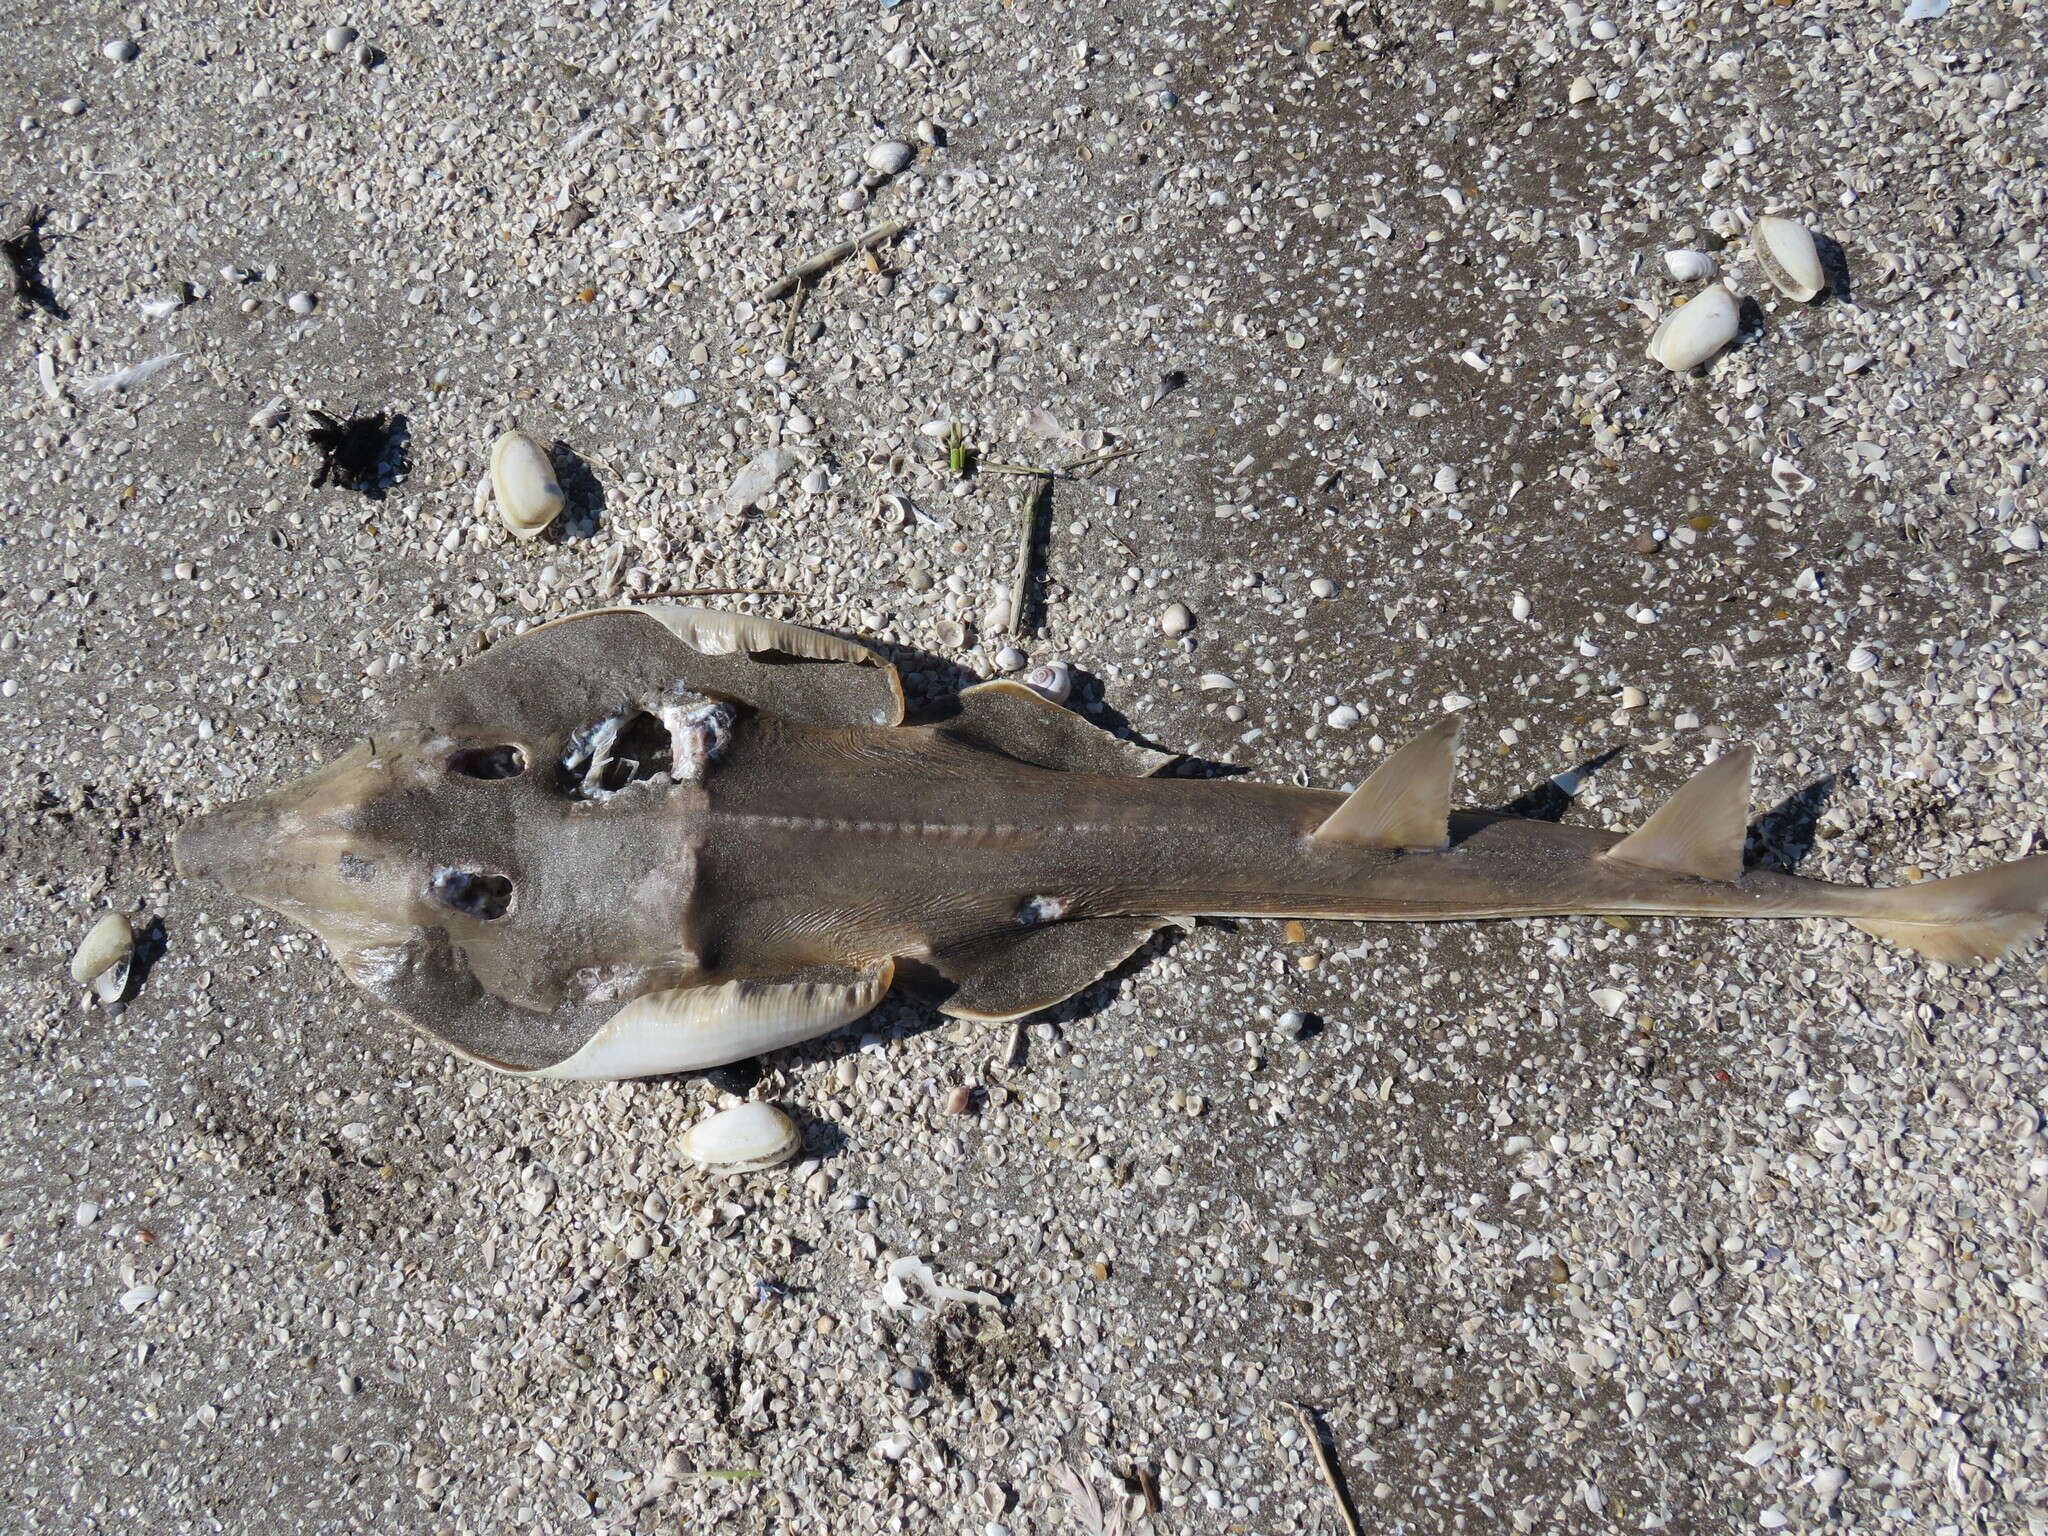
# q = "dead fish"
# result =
<box><xmin>173</xmin><ymin>607</ymin><xmax>2048</xmax><ymax>1081</ymax></box>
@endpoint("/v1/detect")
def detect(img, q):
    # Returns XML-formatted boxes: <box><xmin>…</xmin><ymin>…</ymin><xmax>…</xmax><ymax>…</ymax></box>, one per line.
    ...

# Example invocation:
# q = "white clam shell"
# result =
<box><xmin>1022</xmin><ymin>662</ymin><xmax>1071</xmax><ymax>703</ymax></box>
<box><xmin>1645</xmin><ymin>284</ymin><xmax>1739</xmax><ymax>372</ymax></box>
<box><xmin>1750</xmin><ymin>215</ymin><xmax>1825</xmax><ymax>302</ymax></box>
<box><xmin>488</xmin><ymin>430</ymin><xmax>565</xmax><ymax>540</ymax></box>
<box><xmin>1663</xmin><ymin>248</ymin><xmax>1716</xmax><ymax>283</ymax></box>
<box><xmin>680</xmin><ymin>1101</ymin><xmax>801</xmax><ymax>1173</ymax></box>
<box><xmin>864</xmin><ymin>140</ymin><xmax>914</xmax><ymax>175</ymax></box>
<box><xmin>70</xmin><ymin>912</ymin><xmax>133</xmax><ymax>1002</ymax></box>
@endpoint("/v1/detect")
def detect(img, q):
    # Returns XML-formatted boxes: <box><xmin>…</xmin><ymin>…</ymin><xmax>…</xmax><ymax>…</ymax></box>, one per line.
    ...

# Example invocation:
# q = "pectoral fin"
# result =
<box><xmin>933</xmin><ymin>918</ymin><xmax>1169</xmax><ymax>1021</ymax></box>
<box><xmin>529</xmin><ymin>605</ymin><xmax>906</xmax><ymax>727</ymax></box>
<box><xmin>530</xmin><ymin>962</ymin><xmax>893</xmax><ymax>1079</ymax></box>
<box><xmin>1603</xmin><ymin>747</ymin><xmax>1753</xmax><ymax>883</ymax></box>
<box><xmin>942</xmin><ymin>680</ymin><xmax>1175</xmax><ymax>777</ymax></box>
<box><xmin>1313</xmin><ymin>714</ymin><xmax>1461</xmax><ymax>851</ymax></box>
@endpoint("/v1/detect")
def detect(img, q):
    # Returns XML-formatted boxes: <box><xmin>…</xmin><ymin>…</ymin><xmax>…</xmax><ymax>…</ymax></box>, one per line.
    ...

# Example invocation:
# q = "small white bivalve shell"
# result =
<box><xmin>1646</xmin><ymin>285</ymin><xmax>1739</xmax><ymax>372</ymax></box>
<box><xmin>489</xmin><ymin>430</ymin><xmax>565</xmax><ymax>540</ymax></box>
<box><xmin>680</xmin><ymin>1100</ymin><xmax>802</xmax><ymax>1173</ymax></box>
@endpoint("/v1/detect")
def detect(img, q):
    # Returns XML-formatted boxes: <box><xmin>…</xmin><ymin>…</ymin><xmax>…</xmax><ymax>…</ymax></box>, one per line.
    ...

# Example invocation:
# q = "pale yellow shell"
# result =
<box><xmin>488</xmin><ymin>431</ymin><xmax>565</xmax><ymax>540</ymax></box>
<box><xmin>70</xmin><ymin>912</ymin><xmax>134</xmax><ymax>1002</ymax></box>
<box><xmin>1751</xmin><ymin>216</ymin><xmax>1825</xmax><ymax>303</ymax></box>
<box><xmin>1646</xmin><ymin>285</ymin><xmax>1739</xmax><ymax>372</ymax></box>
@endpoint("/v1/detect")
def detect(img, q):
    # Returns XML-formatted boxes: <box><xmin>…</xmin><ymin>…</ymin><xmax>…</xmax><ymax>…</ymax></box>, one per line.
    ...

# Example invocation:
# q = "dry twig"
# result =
<box><xmin>761</xmin><ymin>220</ymin><xmax>910</xmax><ymax>302</ymax></box>
<box><xmin>1007</xmin><ymin>475</ymin><xmax>1052</xmax><ymax>638</ymax></box>
<box><xmin>1287</xmin><ymin>1402</ymin><xmax>1364</xmax><ymax>1536</ymax></box>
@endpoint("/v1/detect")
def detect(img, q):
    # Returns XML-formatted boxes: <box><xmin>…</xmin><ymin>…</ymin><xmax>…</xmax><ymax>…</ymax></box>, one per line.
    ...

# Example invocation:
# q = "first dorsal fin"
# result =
<box><xmin>1313</xmin><ymin>714</ymin><xmax>1462</xmax><ymax>851</ymax></box>
<box><xmin>1603</xmin><ymin>747</ymin><xmax>1754</xmax><ymax>883</ymax></box>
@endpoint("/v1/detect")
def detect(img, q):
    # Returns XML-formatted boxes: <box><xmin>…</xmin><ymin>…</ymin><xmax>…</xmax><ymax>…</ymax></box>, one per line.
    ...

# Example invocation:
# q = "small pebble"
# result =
<box><xmin>287</xmin><ymin>291</ymin><xmax>318</xmax><ymax>315</ymax></box>
<box><xmin>59</xmin><ymin>96</ymin><xmax>87</xmax><ymax>116</ymax></box>
<box><xmin>1274</xmin><ymin>1010</ymin><xmax>1308</xmax><ymax>1040</ymax></box>
<box><xmin>1159</xmin><ymin>602</ymin><xmax>1194</xmax><ymax>637</ymax></box>
<box><xmin>994</xmin><ymin>646</ymin><xmax>1027</xmax><ymax>672</ymax></box>
<box><xmin>864</xmin><ymin>140</ymin><xmax>915</xmax><ymax>175</ymax></box>
<box><xmin>320</xmin><ymin>25</ymin><xmax>359</xmax><ymax>53</ymax></box>
<box><xmin>1327</xmin><ymin>705</ymin><xmax>1361</xmax><ymax>730</ymax></box>
<box><xmin>101</xmin><ymin>38</ymin><xmax>139</xmax><ymax>63</ymax></box>
<box><xmin>1309</xmin><ymin>577</ymin><xmax>1337</xmax><ymax>599</ymax></box>
<box><xmin>944</xmin><ymin>1085</ymin><xmax>977</xmax><ymax>1115</ymax></box>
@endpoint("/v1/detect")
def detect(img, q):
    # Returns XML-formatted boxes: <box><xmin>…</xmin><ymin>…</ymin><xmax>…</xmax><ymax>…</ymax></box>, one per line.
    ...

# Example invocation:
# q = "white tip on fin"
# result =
<box><xmin>1312</xmin><ymin>714</ymin><xmax>1463</xmax><ymax>851</ymax></box>
<box><xmin>1603</xmin><ymin>746</ymin><xmax>1754</xmax><ymax>883</ymax></box>
<box><xmin>529</xmin><ymin>964</ymin><xmax>892</xmax><ymax>1080</ymax></box>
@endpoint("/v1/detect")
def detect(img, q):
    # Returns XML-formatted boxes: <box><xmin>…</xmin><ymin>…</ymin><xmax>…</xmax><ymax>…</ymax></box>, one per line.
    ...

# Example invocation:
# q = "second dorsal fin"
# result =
<box><xmin>1312</xmin><ymin>714</ymin><xmax>1463</xmax><ymax>851</ymax></box>
<box><xmin>1603</xmin><ymin>747</ymin><xmax>1754</xmax><ymax>883</ymax></box>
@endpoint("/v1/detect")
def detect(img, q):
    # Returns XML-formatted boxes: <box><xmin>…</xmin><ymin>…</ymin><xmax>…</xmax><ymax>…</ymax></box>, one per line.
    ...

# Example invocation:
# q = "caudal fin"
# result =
<box><xmin>1852</xmin><ymin>853</ymin><xmax>2048</xmax><ymax>964</ymax></box>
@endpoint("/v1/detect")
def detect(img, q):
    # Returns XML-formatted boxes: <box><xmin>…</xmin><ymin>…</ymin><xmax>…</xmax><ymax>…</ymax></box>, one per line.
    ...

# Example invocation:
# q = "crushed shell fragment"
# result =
<box><xmin>70</xmin><ymin>912</ymin><xmax>134</xmax><ymax>1003</ymax></box>
<box><xmin>488</xmin><ymin>431</ymin><xmax>565</xmax><ymax>540</ymax></box>
<box><xmin>1646</xmin><ymin>285</ymin><xmax>1739</xmax><ymax>372</ymax></box>
<box><xmin>680</xmin><ymin>1100</ymin><xmax>802</xmax><ymax>1173</ymax></box>
<box><xmin>1750</xmin><ymin>216</ymin><xmax>1826</xmax><ymax>303</ymax></box>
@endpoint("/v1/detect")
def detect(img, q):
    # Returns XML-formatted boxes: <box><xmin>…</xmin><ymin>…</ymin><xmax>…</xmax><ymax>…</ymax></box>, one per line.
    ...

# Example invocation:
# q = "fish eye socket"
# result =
<box><xmin>447</xmin><ymin>745</ymin><xmax>527</xmax><ymax>780</ymax></box>
<box><xmin>428</xmin><ymin>867</ymin><xmax>514</xmax><ymax>920</ymax></box>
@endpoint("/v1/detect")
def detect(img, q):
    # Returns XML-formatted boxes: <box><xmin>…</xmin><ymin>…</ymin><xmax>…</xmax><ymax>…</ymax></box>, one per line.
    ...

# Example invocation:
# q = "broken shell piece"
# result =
<box><xmin>489</xmin><ymin>431</ymin><xmax>564</xmax><ymax>540</ymax></box>
<box><xmin>70</xmin><ymin>912</ymin><xmax>133</xmax><ymax>1004</ymax></box>
<box><xmin>1750</xmin><ymin>215</ymin><xmax>1825</xmax><ymax>302</ymax></box>
<box><xmin>1645</xmin><ymin>285</ymin><xmax>1739</xmax><ymax>372</ymax></box>
<box><xmin>723</xmin><ymin>446</ymin><xmax>797</xmax><ymax>516</ymax></box>
<box><xmin>1663</xmin><ymin>249</ymin><xmax>1716</xmax><ymax>283</ymax></box>
<box><xmin>680</xmin><ymin>1100</ymin><xmax>801</xmax><ymax>1173</ymax></box>
<box><xmin>880</xmin><ymin>1255</ymin><xmax>1000</xmax><ymax>1314</ymax></box>
<box><xmin>1023</xmin><ymin>663</ymin><xmax>1072</xmax><ymax>703</ymax></box>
